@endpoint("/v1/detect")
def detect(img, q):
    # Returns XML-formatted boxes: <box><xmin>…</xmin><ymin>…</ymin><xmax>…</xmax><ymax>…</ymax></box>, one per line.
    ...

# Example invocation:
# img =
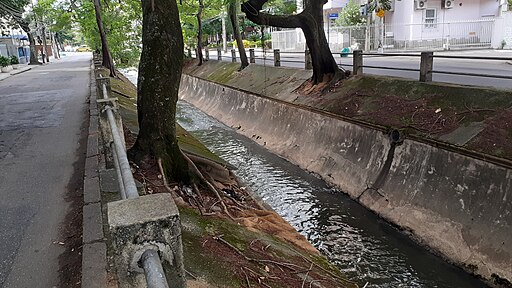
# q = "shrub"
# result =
<box><xmin>0</xmin><ymin>56</ymin><xmax>10</xmax><ymax>67</ymax></box>
<box><xmin>10</xmin><ymin>55</ymin><xmax>19</xmax><ymax>65</ymax></box>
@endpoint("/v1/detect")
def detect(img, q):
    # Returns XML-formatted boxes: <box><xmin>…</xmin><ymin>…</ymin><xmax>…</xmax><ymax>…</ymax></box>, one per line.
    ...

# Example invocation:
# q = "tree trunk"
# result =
<box><xmin>17</xmin><ymin>20</ymin><xmax>40</xmax><ymax>65</ymax></box>
<box><xmin>196</xmin><ymin>0</ymin><xmax>204</xmax><ymax>66</ymax></box>
<box><xmin>42</xmin><ymin>26</ymin><xmax>50</xmax><ymax>62</ymax></box>
<box><xmin>241</xmin><ymin>0</ymin><xmax>344</xmax><ymax>84</ymax></box>
<box><xmin>228</xmin><ymin>0</ymin><xmax>248</xmax><ymax>70</ymax></box>
<box><xmin>129</xmin><ymin>0</ymin><xmax>190</xmax><ymax>183</ymax></box>
<box><xmin>93</xmin><ymin>0</ymin><xmax>116</xmax><ymax>77</ymax></box>
<box><xmin>52</xmin><ymin>33</ymin><xmax>60</xmax><ymax>59</ymax></box>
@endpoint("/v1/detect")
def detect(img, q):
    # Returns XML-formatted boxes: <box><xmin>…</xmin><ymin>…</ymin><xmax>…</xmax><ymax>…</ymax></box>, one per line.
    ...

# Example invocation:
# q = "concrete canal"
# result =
<box><xmin>175</xmin><ymin>100</ymin><xmax>486</xmax><ymax>288</ymax></box>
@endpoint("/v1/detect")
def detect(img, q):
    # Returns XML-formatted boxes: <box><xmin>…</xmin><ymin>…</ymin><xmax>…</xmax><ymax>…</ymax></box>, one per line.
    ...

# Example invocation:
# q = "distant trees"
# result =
<box><xmin>337</xmin><ymin>0</ymin><xmax>366</xmax><ymax>26</ymax></box>
<box><xmin>92</xmin><ymin>0</ymin><xmax>116</xmax><ymax>76</ymax></box>
<box><xmin>0</xmin><ymin>0</ymin><xmax>40</xmax><ymax>65</ymax></box>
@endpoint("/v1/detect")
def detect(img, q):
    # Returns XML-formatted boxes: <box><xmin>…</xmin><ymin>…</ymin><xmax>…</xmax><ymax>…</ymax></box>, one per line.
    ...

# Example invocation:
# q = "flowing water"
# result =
<box><xmin>175</xmin><ymin>101</ymin><xmax>487</xmax><ymax>288</ymax></box>
<box><xmin>122</xmin><ymin>70</ymin><xmax>486</xmax><ymax>287</ymax></box>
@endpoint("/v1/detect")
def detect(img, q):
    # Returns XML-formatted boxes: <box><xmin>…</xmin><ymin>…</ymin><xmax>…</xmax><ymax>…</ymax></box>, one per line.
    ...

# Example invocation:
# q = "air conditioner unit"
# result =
<box><xmin>415</xmin><ymin>0</ymin><xmax>427</xmax><ymax>10</ymax></box>
<box><xmin>442</xmin><ymin>0</ymin><xmax>455</xmax><ymax>9</ymax></box>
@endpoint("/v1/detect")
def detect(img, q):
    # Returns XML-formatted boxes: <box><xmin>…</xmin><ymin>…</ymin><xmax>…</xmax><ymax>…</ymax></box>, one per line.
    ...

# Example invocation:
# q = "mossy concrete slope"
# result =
<box><xmin>179</xmin><ymin>73</ymin><xmax>512</xmax><ymax>286</ymax></box>
<box><xmin>184</xmin><ymin>60</ymin><xmax>512</xmax><ymax>162</ymax></box>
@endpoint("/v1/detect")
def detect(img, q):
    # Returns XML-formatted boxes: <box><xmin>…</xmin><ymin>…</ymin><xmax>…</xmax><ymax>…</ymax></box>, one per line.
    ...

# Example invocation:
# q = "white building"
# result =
<box><xmin>382</xmin><ymin>0</ymin><xmax>507</xmax><ymax>50</ymax></box>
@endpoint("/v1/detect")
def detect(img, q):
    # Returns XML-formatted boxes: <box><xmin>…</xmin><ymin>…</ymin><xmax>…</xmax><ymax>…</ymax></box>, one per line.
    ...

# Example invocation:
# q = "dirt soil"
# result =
<box><xmin>108</xmin><ymin>68</ymin><xmax>358</xmax><ymax>287</ymax></box>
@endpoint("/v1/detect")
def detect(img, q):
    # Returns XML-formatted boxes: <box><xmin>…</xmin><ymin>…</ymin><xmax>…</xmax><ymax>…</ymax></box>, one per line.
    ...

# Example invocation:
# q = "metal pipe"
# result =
<box><xmin>140</xmin><ymin>249</ymin><xmax>170</xmax><ymax>288</ymax></box>
<box><xmin>110</xmin><ymin>141</ymin><xmax>127</xmax><ymax>199</ymax></box>
<box><xmin>102</xmin><ymin>84</ymin><xmax>139</xmax><ymax>199</ymax></box>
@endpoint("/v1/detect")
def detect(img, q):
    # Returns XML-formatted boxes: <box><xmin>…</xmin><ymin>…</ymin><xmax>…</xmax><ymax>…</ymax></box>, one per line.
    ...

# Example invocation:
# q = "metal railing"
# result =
<box><xmin>97</xmin><ymin>74</ymin><xmax>170</xmax><ymax>288</ymax></box>
<box><xmin>196</xmin><ymin>47</ymin><xmax>512</xmax><ymax>84</ymax></box>
<box><xmin>351</xmin><ymin>50</ymin><xmax>512</xmax><ymax>82</ymax></box>
<box><xmin>270</xmin><ymin>19</ymin><xmax>497</xmax><ymax>53</ymax></box>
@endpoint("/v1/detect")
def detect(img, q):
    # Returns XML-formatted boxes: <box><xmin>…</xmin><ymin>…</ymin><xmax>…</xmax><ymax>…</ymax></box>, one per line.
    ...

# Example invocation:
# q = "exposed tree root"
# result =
<box><xmin>180</xmin><ymin>149</ymin><xmax>235</xmax><ymax>220</ymax></box>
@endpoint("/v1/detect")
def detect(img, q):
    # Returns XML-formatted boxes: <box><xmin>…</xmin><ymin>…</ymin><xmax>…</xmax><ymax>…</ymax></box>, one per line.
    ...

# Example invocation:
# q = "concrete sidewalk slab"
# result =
<box><xmin>0</xmin><ymin>65</ymin><xmax>33</xmax><ymax>81</ymax></box>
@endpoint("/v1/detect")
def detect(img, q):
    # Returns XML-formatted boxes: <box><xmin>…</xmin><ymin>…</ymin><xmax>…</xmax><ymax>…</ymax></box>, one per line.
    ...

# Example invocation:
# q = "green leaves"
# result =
<box><xmin>74</xmin><ymin>0</ymin><xmax>142</xmax><ymax>66</ymax></box>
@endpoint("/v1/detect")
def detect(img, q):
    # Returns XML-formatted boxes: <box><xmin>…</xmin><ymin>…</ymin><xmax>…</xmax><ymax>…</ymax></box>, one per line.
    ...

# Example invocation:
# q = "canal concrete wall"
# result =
<box><xmin>179</xmin><ymin>74</ymin><xmax>512</xmax><ymax>285</ymax></box>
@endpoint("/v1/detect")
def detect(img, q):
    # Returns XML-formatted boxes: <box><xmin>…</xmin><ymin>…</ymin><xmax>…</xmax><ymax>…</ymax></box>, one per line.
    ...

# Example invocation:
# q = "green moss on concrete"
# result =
<box><xmin>184</xmin><ymin>61</ymin><xmax>512</xmax><ymax>161</ymax></box>
<box><xmin>97</xmin><ymin>68</ymin><xmax>228</xmax><ymax>166</ymax></box>
<box><xmin>179</xmin><ymin>206</ymin><xmax>354</xmax><ymax>287</ymax></box>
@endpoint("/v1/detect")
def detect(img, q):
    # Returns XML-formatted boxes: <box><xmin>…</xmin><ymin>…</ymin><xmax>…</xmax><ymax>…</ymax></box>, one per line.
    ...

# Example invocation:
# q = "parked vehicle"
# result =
<box><xmin>76</xmin><ymin>45</ymin><xmax>92</xmax><ymax>52</ymax></box>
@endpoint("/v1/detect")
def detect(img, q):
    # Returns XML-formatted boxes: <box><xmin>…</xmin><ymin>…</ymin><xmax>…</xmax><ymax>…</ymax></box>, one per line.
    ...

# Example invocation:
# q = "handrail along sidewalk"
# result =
<box><xmin>98</xmin><ymin>74</ymin><xmax>170</xmax><ymax>288</ymax></box>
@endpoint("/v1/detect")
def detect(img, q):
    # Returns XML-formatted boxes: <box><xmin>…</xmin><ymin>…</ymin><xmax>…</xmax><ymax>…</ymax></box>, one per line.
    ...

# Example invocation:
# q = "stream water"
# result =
<box><xmin>176</xmin><ymin>101</ymin><xmax>487</xmax><ymax>288</ymax></box>
<box><xmin>122</xmin><ymin>70</ymin><xmax>487</xmax><ymax>287</ymax></box>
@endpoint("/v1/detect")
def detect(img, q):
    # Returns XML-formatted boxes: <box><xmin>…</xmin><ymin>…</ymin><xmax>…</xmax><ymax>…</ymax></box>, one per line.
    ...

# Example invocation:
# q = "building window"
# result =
<box><xmin>424</xmin><ymin>8</ymin><xmax>437</xmax><ymax>28</ymax></box>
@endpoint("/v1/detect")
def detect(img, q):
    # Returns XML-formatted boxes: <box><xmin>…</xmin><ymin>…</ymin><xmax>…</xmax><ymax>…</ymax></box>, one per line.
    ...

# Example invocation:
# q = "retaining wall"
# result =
<box><xmin>179</xmin><ymin>74</ymin><xmax>512</xmax><ymax>285</ymax></box>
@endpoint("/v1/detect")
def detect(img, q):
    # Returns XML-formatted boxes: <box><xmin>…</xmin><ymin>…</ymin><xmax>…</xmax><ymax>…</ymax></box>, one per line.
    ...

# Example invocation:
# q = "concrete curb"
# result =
<box><xmin>81</xmin><ymin>59</ymin><xmax>107</xmax><ymax>288</ymax></box>
<box><xmin>0</xmin><ymin>65</ymin><xmax>33</xmax><ymax>81</ymax></box>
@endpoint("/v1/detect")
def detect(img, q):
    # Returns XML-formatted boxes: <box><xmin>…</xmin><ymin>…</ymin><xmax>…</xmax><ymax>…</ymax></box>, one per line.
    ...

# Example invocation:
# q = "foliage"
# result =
<box><xmin>73</xmin><ymin>0</ymin><xmax>142</xmax><ymax>66</ymax></box>
<box><xmin>0</xmin><ymin>0</ymin><xmax>29</xmax><ymax>28</ymax></box>
<box><xmin>337</xmin><ymin>0</ymin><xmax>366</xmax><ymax>26</ymax></box>
<box><xmin>179</xmin><ymin>0</ymin><xmax>224</xmax><ymax>47</ymax></box>
<box><xmin>10</xmin><ymin>55</ymin><xmax>19</xmax><ymax>64</ymax></box>
<box><xmin>0</xmin><ymin>56</ymin><xmax>10</xmax><ymax>67</ymax></box>
<box><xmin>262</xmin><ymin>0</ymin><xmax>296</xmax><ymax>15</ymax></box>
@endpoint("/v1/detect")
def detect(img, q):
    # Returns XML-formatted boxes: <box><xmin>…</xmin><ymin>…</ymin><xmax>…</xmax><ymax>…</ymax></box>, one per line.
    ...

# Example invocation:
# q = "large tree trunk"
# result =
<box><xmin>241</xmin><ymin>0</ymin><xmax>343</xmax><ymax>84</ymax></box>
<box><xmin>196</xmin><ymin>0</ymin><xmax>204</xmax><ymax>66</ymax></box>
<box><xmin>129</xmin><ymin>0</ymin><xmax>190</xmax><ymax>183</ymax></box>
<box><xmin>228</xmin><ymin>0</ymin><xmax>248</xmax><ymax>70</ymax></box>
<box><xmin>18</xmin><ymin>21</ymin><xmax>40</xmax><ymax>65</ymax></box>
<box><xmin>93</xmin><ymin>0</ymin><xmax>116</xmax><ymax>77</ymax></box>
<box><xmin>42</xmin><ymin>26</ymin><xmax>50</xmax><ymax>62</ymax></box>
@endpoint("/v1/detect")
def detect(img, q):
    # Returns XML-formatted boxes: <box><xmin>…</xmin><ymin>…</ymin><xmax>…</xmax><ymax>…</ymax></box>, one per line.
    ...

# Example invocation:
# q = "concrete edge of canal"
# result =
<box><xmin>81</xmin><ymin>59</ymin><xmax>108</xmax><ymax>288</ymax></box>
<box><xmin>179</xmin><ymin>74</ymin><xmax>512</xmax><ymax>287</ymax></box>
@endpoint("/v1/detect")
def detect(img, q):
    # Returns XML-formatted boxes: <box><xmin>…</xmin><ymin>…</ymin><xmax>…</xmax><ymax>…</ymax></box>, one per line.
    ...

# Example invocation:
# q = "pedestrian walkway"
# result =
<box><xmin>0</xmin><ymin>65</ymin><xmax>32</xmax><ymax>82</ymax></box>
<box><xmin>0</xmin><ymin>53</ymin><xmax>91</xmax><ymax>287</ymax></box>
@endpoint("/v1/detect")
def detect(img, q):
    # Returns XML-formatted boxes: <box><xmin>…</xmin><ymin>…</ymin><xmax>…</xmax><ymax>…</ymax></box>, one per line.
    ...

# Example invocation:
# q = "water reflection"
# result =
<box><xmin>176</xmin><ymin>101</ymin><xmax>486</xmax><ymax>288</ymax></box>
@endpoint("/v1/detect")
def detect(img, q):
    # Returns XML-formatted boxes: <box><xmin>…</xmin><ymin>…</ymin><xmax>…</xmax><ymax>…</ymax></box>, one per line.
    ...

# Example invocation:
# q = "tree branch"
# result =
<box><xmin>241</xmin><ymin>0</ymin><xmax>301</xmax><ymax>28</ymax></box>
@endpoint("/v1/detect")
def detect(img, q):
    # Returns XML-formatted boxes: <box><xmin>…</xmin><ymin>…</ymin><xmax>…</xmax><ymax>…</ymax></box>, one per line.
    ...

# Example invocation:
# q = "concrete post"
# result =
<box><xmin>108</xmin><ymin>193</ymin><xmax>186</xmax><ymax>288</ymax></box>
<box><xmin>274</xmin><ymin>49</ymin><xmax>281</xmax><ymax>67</ymax></box>
<box><xmin>420</xmin><ymin>51</ymin><xmax>433</xmax><ymax>82</ymax></box>
<box><xmin>305</xmin><ymin>49</ymin><xmax>312</xmax><ymax>70</ymax></box>
<box><xmin>249</xmin><ymin>48</ymin><xmax>255</xmax><ymax>63</ymax></box>
<box><xmin>353</xmin><ymin>50</ymin><xmax>363</xmax><ymax>76</ymax></box>
<box><xmin>217</xmin><ymin>46</ymin><xmax>222</xmax><ymax>61</ymax></box>
<box><xmin>204</xmin><ymin>48</ymin><xmax>209</xmax><ymax>61</ymax></box>
<box><xmin>231</xmin><ymin>49</ymin><xmax>236</xmax><ymax>63</ymax></box>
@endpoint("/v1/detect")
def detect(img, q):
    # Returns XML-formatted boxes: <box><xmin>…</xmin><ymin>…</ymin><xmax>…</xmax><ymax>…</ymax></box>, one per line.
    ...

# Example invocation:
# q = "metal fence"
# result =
<box><xmin>271</xmin><ymin>18</ymin><xmax>496</xmax><ymax>52</ymax></box>
<box><xmin>351</xmin><ymin>50</ymin><xmax>512</xmax><ymax>82</ymax></box>
<box><xmin>95</xmin><ymin>56</ymin><xmax>174</xmax><ymax>287</ymax></box>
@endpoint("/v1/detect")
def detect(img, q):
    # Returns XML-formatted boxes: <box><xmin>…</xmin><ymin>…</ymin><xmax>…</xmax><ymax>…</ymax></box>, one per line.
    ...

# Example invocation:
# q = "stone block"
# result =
<box><xmin>84</xmin><ymin>176</ymin><xmax>101</xmax><ymax>204</ymax></box>
<box><xmin>108</xmin><ymin>193</ymin><xmax>185</xmax><ymax>288</ymax></box>
<box><xmin>84</xmin><ymin>155</ymin><xmax>98</xmax><ymax>178</ymax></box>
<box><xmin>87</xmin><ymin>134</ymin><xmax>99</xmax><ymax>158</ymax></box>
<box><xmin>82</xmin><ymin>242</ymin><xmax>107</xmax><ymax>288</ymax></box>
<box><xmin>83</xmin><ymin>202</ymin><xmax>104</xmax><ymax>244</ymax></box>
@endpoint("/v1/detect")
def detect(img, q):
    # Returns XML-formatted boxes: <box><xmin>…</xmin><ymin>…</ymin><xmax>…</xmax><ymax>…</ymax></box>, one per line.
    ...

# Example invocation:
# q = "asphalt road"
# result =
<box><xmin>209</xmin><ymin>49</ymin><xmax>512</xmax><ymax>90</ymax></box>
<box><xmin>0</xmin><ymin>53</ymin><xmax>90</xmax><ymax>287</ymax></box>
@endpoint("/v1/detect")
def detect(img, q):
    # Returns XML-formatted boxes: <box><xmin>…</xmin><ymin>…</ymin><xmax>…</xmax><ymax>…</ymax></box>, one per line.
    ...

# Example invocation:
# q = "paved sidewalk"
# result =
<box><xmin>0</xmin><ymin>65</ymin><xmax>33</xmax><ymax>82</ymax></box>
<box><xmin>0</xmin><ymin>54</ymin><xmax>91</xmax><ymax>287</ymax></box>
